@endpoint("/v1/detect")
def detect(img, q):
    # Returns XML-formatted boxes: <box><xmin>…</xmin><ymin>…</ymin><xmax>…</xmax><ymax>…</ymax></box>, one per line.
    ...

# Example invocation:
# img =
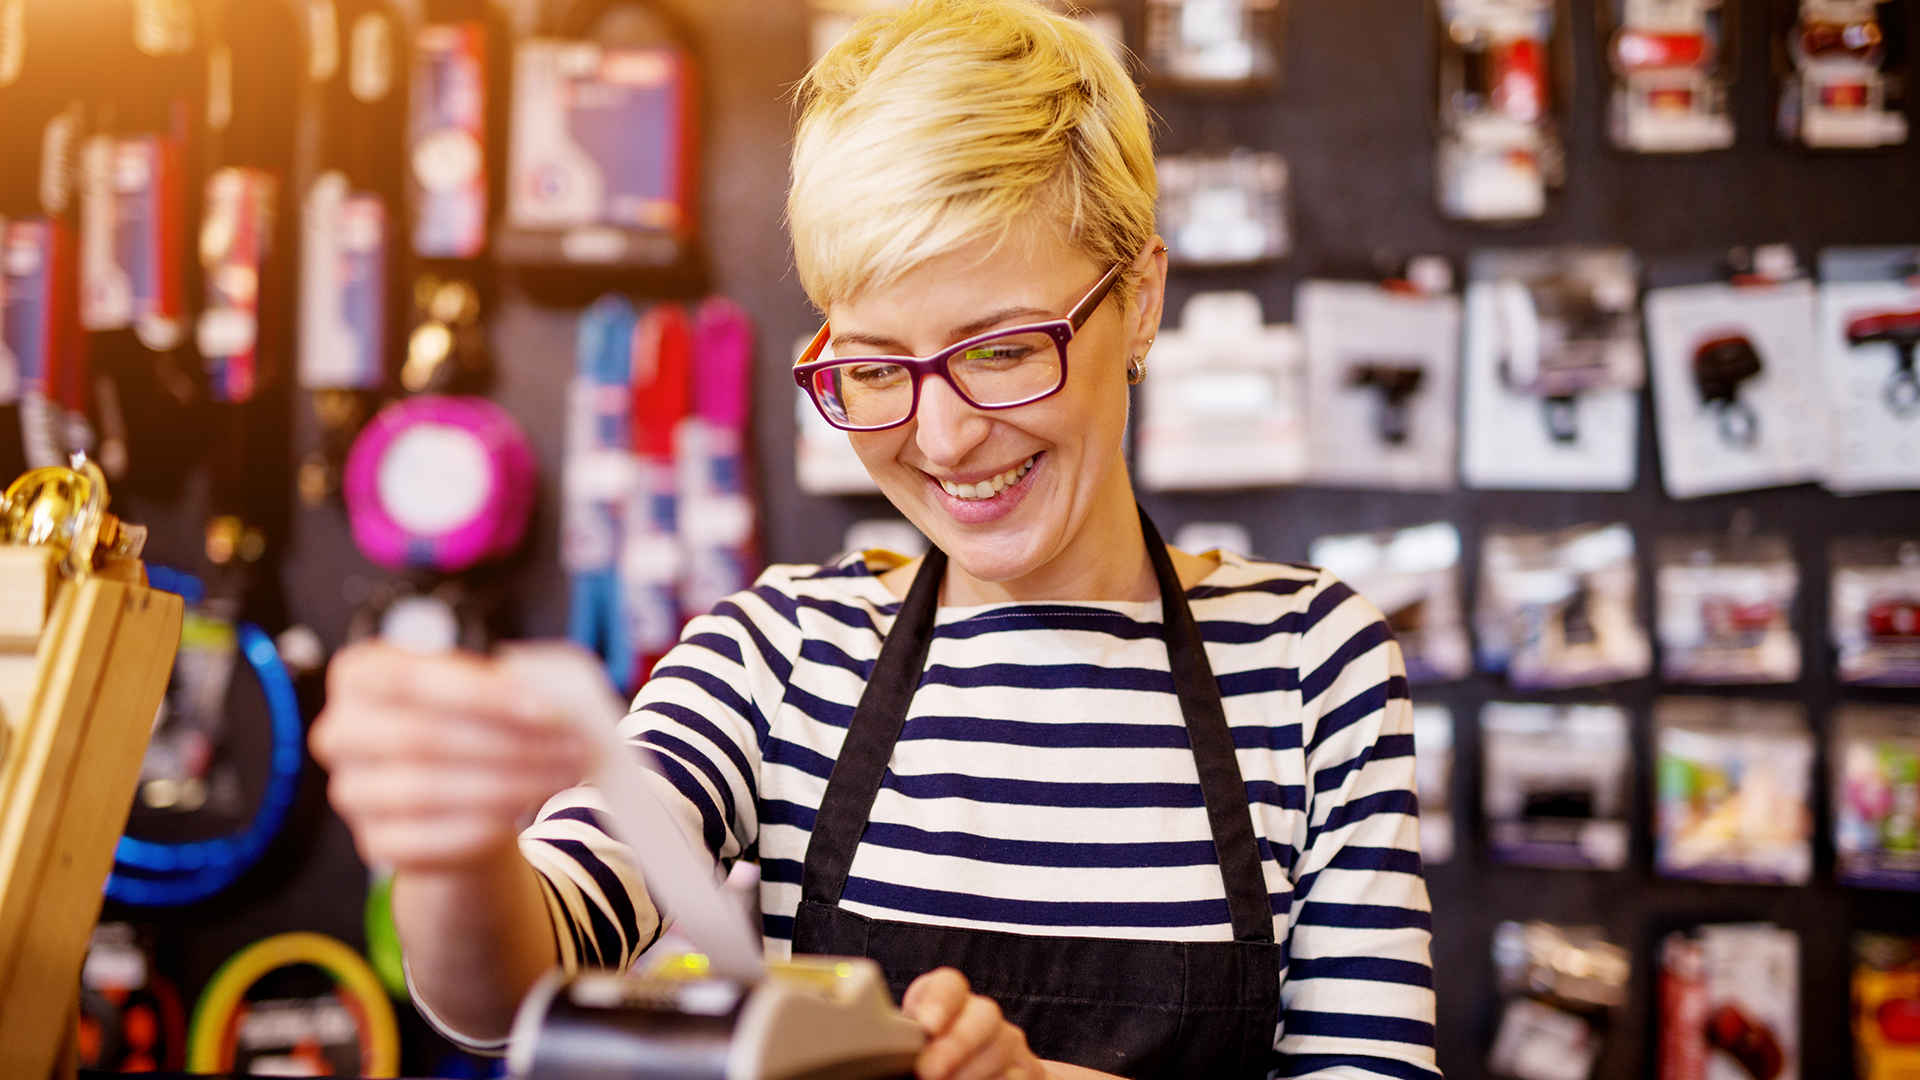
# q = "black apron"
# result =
<box><xmin>792</xmin><ymin>508</ymin><xmax>1281</xmax><ymax>1079</ymax></box>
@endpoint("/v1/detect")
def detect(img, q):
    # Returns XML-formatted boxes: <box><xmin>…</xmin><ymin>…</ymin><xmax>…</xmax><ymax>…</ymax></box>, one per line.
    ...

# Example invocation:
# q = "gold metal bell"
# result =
<box><xmin>0</xmin><ymin>455</ymin><xmax>146</xmax><ymax>577</ymax></box>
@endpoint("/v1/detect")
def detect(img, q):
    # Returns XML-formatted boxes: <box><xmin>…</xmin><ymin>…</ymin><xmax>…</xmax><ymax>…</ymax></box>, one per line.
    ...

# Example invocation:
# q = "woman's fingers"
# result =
<box><xmin>328</xmin><ymin>642</ymin><xmax>553</xmax><ymax>727</ymax></box>
<box><xmin>326</xmin><ymin>760</ymin><xmax>580</xmax><ymax>820</ymax></box>
<box><xmin>903</xmin><ymin>969</ymin><xmax>1041</xmax><ymax>1080</ymax></box>
<box><xmin>902</xmin><ymin>967</ymin><xmax>972</xmax><ymax>1036</ymax></box>
<box><xmin>312</xmin><ymin>700</ymin><xmax>585</xmax><ymax>772</ymax></box>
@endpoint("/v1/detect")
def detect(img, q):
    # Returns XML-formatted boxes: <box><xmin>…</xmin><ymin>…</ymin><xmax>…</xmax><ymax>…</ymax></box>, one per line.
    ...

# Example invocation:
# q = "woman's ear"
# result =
<box><xmin>1129</xmin><ymin>236</ymin><xmax>1169</xmax><ymax>362</ymax></box>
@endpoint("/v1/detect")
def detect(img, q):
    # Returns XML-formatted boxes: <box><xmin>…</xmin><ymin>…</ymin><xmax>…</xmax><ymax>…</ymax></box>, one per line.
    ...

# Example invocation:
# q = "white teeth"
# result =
<box><xmin>939</xmin><ymin>456</ymin><xmax>1037</xmax><ymax>501</ymax></box>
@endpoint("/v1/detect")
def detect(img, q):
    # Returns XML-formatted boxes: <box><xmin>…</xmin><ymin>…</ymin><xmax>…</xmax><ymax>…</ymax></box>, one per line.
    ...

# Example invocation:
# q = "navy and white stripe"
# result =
<box><xmin>515</xmin><ymin>550</ymin><xmax>1438</xmax><ymax>1078</ymax></box>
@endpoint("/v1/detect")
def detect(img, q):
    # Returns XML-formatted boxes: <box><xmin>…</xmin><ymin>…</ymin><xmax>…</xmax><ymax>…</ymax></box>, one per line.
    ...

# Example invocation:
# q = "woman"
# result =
<box><xmin>311</xmin><ymin>2</ymin><xmax>1438</xmax><ymax>1077</ymax></box>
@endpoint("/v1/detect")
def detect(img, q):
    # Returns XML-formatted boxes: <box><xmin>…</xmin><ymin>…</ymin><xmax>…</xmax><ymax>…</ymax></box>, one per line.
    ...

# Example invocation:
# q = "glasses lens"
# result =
<box><xmin>811</xmin><ymin>361</ymin><xmax>913</xmax><ymax>429</ymax></box>
<box><xmin>948</xmin><ymin>330</ymin><xmax>1063</xmax><ymax>406</ymax></box>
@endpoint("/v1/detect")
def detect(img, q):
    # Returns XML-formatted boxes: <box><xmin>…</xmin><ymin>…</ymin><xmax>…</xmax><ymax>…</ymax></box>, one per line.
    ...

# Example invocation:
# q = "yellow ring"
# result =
<box><xmin>187</xmin><ymin>931</ymin><xmax>400</xmax><ymax>1076</ymax></box>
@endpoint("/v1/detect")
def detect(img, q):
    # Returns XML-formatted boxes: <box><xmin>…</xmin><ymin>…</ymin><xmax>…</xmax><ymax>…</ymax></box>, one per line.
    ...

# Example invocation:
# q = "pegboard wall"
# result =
<box><xmin>26</xmin><ymin>0</ymin><xmax>1916</xmax><ymax>1076</ymax></box>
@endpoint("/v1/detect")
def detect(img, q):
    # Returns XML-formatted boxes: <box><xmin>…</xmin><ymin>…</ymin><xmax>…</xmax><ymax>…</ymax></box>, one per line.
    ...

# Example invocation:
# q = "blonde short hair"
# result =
<box><xmin>789</xmin><ymin>0</ymin><xmax>1156</xmax><ymax>312</ymax></box>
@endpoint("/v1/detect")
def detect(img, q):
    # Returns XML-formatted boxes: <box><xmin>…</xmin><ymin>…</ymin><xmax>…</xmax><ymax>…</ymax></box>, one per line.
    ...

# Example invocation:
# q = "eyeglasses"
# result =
<box><xmin>793</xmin><ymin>260</ymin><xmax>1128</xmax><ymax>432</ymax></box>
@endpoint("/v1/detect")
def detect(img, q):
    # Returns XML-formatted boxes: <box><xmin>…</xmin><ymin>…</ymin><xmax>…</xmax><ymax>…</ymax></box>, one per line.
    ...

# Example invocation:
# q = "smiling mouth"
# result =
<box><xmin>935</xmin><ymin>455</ymin><xmax>1037</xmax><ymax>501</ymax></box>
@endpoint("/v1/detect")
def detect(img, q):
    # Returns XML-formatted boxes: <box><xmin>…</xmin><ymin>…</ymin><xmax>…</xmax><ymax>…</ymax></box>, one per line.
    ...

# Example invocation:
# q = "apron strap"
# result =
<box><xmin>800</xmin><ymin>545</ymin><xmax>949</xmax><ymax>906</ymax></box>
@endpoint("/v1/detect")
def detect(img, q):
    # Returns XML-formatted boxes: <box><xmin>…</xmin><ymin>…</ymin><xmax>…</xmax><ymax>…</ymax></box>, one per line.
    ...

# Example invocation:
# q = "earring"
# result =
<box><xmin>1126</xmin><ymin>355</ymin><xmax>1146</xmax><ymax>384</ymax></box>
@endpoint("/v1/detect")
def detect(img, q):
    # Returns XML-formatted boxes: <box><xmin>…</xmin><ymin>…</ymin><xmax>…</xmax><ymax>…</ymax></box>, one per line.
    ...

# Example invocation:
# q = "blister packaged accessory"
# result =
<box><xmin>1655</xmin><ymin>698</ymin><xmax>1813</xmax><ymax>884</ymax></box>
<box><xmin>298</xmin><ymin>172</ymin><xmax>389</xmax><ymax>391</ymax></box>
<box><xmin>1656</xmin><ymin>532</ymin><xmax>1801</xmax><ymax>683</ymax></box>
<box><xmin>197</xmin><ymin>168</ymin><xmax>278</xmax><ymax>404</ymax></box>
<box><xmin>1601</xmin><ymin>0</ymin><xmax>1735</xmax><ymax>152</ymax></box>
<box><xmin>1143</xmin><ymin>0</ymin><xmax>1286</xmax><ymax>89</ymax></box>
<box><xmin>1461</xmin><ymin>248</ymin><xmax>1644</xmax><ymax>490</ymax></box>
<box><xmin>1489</xmin><ymin>921</ymin><xmax>1629</xmax><ymax>1080</ymax></box>
<box><xmin>1435</xmin><ymin>0</ymin><xmax>1565</xmax><ymax>221</ymax></box>
<box><xmin>1156</xmin><ymin>150</ymin><xmax>1289</xmax><ymax>268</ymax></box>
<box><xmin>1136</xmin><ymin>291</ymin><xmax>1306</xmax><ymax>491</ymax></box>
<box><xmin>1833</xmin><ymin>705</ymin><xmax>1920</xmax><ymax>891</ymax></box>
<box><xmin>1297</xmin><ymin>279</ymin><xmax>1461</xmax><ymax>491</ymax></box>
<box><xmin>1831</xmin><ymin>536</ymin><xmax>1920</xmax><ymax>685</ymax></box>
<box><xmin>1778</xmin><ymin>0</ymin><xmax>1909</xmax><ymax>149</ymax></box>
<box><xmin>1817</xmin><ymin>247</ymin><xmax>1920</xmax><ymax>492</ymax></box>
<box><xmin>1853</xmin><ymin>933</ymin><xmax>1920</xmax><ymax>1080</ymax></box>
<box><xmin>1412</xmin><ymin>704</ymin><xmax>1456</xmax><ymax>864</ymax></box>
<box><xmin>409</xmin><ymin>21</ymin><xmax>488</xmax><ymax>259</ymax></box>
<box><xmin>1312</xmin><ymin>522</ymin><xmax>1471</xmax><ymax>682</ymax></box>
<box><xmin>1659</xmin><ymin>924</ymin><xmax>1800</xmax><ymax>1080</ymax></box>
<box><xmin>1645</xmin><ymin>278</ymin><xmax>1828</xmax><ymax>497</ymax></box>
<box><xmin>1477</xmin><ymin>522</ymin><xmax>1651</xmax><ymax>689</ymax></box>
<box><xmin>79</xmin><ymin>133</ymin><xmax>186</xmax><ymax>349</ymax></box>
<box><xmin>1481</xmin><ymin>702</ymin><xmax>1631</xmax><ymax>869</ymax></box>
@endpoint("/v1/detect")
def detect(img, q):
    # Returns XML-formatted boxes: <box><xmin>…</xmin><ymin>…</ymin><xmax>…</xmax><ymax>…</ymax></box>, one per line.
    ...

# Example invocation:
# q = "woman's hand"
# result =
<box><xmin>309</xmin><ymin>641</ymin><xmax>589</xmax><ymax>872</ymax></box>
<box><xmin>903</xmin><ymin>968</ymin><xmax>1045</xmax><ymax>1080</ymax></box>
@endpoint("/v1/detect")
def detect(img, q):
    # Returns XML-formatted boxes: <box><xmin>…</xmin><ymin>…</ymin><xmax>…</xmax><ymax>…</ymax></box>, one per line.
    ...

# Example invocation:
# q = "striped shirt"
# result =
<box><xmin>515</xmin><ymin>550</ymin><xmax>1438</xmax><ymax>1078</ymax></box>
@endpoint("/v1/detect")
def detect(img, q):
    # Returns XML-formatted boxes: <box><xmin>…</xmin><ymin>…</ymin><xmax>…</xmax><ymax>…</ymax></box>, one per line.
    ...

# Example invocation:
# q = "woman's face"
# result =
<box><xmin>826</xmin><ymin>225</ymin><xmax>1166</xmax><ymax>587</ymax></box>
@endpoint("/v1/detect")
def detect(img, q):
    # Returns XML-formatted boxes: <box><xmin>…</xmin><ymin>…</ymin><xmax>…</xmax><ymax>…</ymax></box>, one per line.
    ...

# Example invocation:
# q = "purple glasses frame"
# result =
<box><xmin>792</xmin><ymin>259</ymin><xmax>1129</xmax><ymax>432</ymax></box>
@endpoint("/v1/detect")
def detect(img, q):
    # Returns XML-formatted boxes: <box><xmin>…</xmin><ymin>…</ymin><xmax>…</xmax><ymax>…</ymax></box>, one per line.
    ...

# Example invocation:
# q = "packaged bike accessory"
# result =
<box><xmin>1477</xmin><ymin>522</ymin><xmax>1651</xmax><ymax>689</ymax></box>
<box><xmin>298</xmin><ymin>172</ymin><xmax>389</xmax><ymax>393</ymax></box>
<box><xmin>1853</xmin><ymin>933</ymin><xmax>1920</xmax><ymax>1080</ymax></box>
<box><xmin>676</xmin><ymin>297</ymin><xmax>757</xmax><ymax>617</ymax></box>
<box><xmin>566</xmin><ymin>295</ymin><xmax>639</xmax><ymax>687</ymax></box>
<box><xmin>1833</xmin><ymin>705</ymin><xmax>1920</xmax><ymax>891</ymax></box>
<box><xmin>1656</xmin><ymin>531</ymin><xmax>1801</xmax><ymax>683</ymax></box>
<box><xmin>1659</xmin><ymin>923</ymin><xmax>1800</xmax><ymax>1080</ymax></box>
<box><xmin>78</xmin><ymin>132</ymin><xmax>186</xmax><ymax>350</ymax></box>
<box><xmin>1601</xmin><ymin>0</ymin><xmax>1736</xmax><ymax>152</ymax></box>
<box><xmin>1818</xmin><ymin>247</ymin><xmax>1920</xmax><ymax>491</ymax></box>
<box><xmin>1644</xmin><ymin>275</ymin><xmax>1827</xmax><ymax>497</ymax></box>
<box><xmin>1311</xmin><ymin>522</ymin><xmax>1471</xmax><ymax>682</ymax></box>
<box><xmin>1143</xmin><ymin>0</ymin><xmax>1286</xmax><ymax>89</ymax></box>
<box><xmin>1461</xmin><ymin>248</ymin><xmax>1643</xmax><ymax>491</ymax></box>
<box><xmin>2</xmin><ymin>217</ymin><xmax>77</xmax><ymax>468</ymax></box>
<box><xmin>197</xmin><ymin>168</ymin><xmax>278</xmax><ymax>404</ymax></box>
<box><xmin>1413</xmin><ymin>704</ymin><xmax>1456</xmax><ymax>864</ymax></box>
<box><xmin>1136</xmin><ymin>290</ymin><xmax>1305</xmax><ymax>491</ymax></box>
<box><xmin>79</xmin><ymin>924</ymin><xmax>187</xmax><ymax>1072</ymax></box>
<box><xmin>1155</xmin><ymin>150</ymin><xmax>1290</xmax><ymax>268</ymax></box>
<box><xmin>1831</xmin><ymin>536</ymin><xmax>1920</xmax><ymax>685</ymax></box>
<box><xmin>186</xmin><ymin>932</ymin><xmax>399</xmax><ymax>1077</ymax></box>
<box><xmin>1655</xmin><ymin>697</ymin><xmax>1813</xmax><ymax>884</ymax></box>
<box><xmin>1481</xmin><ymin>702</ymin><xmax>1631</xmax><ymax>869</ymax></box>
<box><xmin>1489</xmin><ymin>921</ymin><xmax>1630</xmax><ymax>1080</ymax></box>
<box><xmin>409</xmin><ymin>19</ymin><xmax>488</xmax><ymax>259</ymax></box>
<box><xmin>500</xmin><ymin>2</ymin><xmax>698</xmax><ymax>272</ymax></box>
<box><xmin>622</xmin><ymin>300</ymin><xmax>692</xmax><ymax>682</ymax></box>
<box><xmin>1778</xmin><ymin>0</ymin><xmax>1909</xmax><ymax>149</ymax></box>
<box><xmin>1173</xmin><ymin>520</ymin><xmax>1254</xmax><ymax>559</ymax></box>
<box><xmin>1435</xmin><ymin>0</ymin><xmax>1567</xmax><ymax>221</ymax></box>
<box><xmin>1297</xmin><ymin>277</ymin><xmax>1461</xmax><ymax>491</ymax></box>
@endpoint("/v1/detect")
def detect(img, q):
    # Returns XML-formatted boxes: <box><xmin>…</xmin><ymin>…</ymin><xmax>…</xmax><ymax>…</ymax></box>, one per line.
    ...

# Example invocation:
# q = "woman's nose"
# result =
<box><xmin>913</xmin><ymin>374</ymin><xmax>992</xmax><ymax>466</ymax></box>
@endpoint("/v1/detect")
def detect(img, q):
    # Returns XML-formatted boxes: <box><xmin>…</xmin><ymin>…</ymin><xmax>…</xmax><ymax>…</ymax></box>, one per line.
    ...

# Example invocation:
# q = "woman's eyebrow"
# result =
<box><xmin>830</xmin><ymin>306</ymin><xmax>1056</xmax><ymax>355</ymax></box>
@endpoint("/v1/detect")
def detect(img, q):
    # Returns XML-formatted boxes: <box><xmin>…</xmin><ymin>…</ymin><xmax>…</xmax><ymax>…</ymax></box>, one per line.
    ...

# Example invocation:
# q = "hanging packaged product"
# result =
<box><xmin>197</xmin><ymin>168</ymin><xmax>278</xmax><ymax>404</ymax></box>
<box><xmin>2</xmin><ymin>217</ymin><xmax>77</xmax><ymax>468</ymax></box>
<box><xmin>1461</xmin><ymin>248</ymin><xmax>1644</xmax><ymax>491</ymax></box>
<box><xmin>1481</xmin><ymin>702</ymin><xmax>1631</xmax><ymax>869</ymax></box>
<box><xmin>1155</xmin><ymin>150</ymin><xmax>1290</xmax><ymax>268</ymax></box>
<box><xmin>1644</xmin><ymin>272</ymin><xmax>1828</xmax><ymax>498</ymax></box>
<box><xmin>1659</xmin><ymin>923</ymin><xmax>1800</xmax><ymax>1080</ymax></box>
<box><xmin>1655</xmin><ymin>698</ymin><xmax>1814</xmax><ymax>884</ymax></box>
<box><xmin>1601</xmin><ymin>0</ymin><xmax>1735</xmax><ymax>152</ymax></box>
<box><xmin>565</xmin><ymin>294</ymin><xmax>639</xmax><ymax>687</ymax></box>
<box><xmin>1834</xmin><ymin>705</ymin><xmax>1920</xmax><ymax>891</ymax></box>
<box><xmin>623</xmin><ymin>301</ymin><xmax>692</xmax><ymax>683</ymax></box>
<box><xmin>78</xmin><ymin>132</ymin><xmax>186</xmax><ymax>350</ymax></box>
<box><xmin>1656</xmin><ymin>531</ymin><xmax>1801</xmax><ymax>683</ymax></box>
<box><xmin>1297</xmin><ymin>277</ymin><xmax>1461</xmax><ymax>491</ymax></box>
<box><xmin>1831</xmin><ymin>536</ymin><xmax>1920</xmax><ymax>685</ymax></box>
<box><xmin>1143</xmin><ymin>0</ymin><xmax>1286</xmax><ymax>89</ymax></box>
<box><xmin>187</xmin><ymin>932</ymin><xmax>400</xmax><ymax>1077</ymax></box>
<box><xmin>341</xmin><ymin>394</ymin><xmax>537</xmax><ymax>573</ymax></box>
<box><xmin>1818</xmin><ymin>246</ymin><xmax>1920</xmax><ymax>492</ymax></box>
<box><xmin>1435</xmin><ymin>0</ymin><xmax>1565</xmax><ymax>221</ymax></box>
<box><xmin>298</xmin><ymin>172</ymin><xmax>389</xmax><ymax>393</ymax></box>
<box><xmin>1778</xmin><ymin>0</ymin><xmax>1909</xmax><ymax>149</ymax></box>
<box><xmin>1477</xmin><ymin>522</ymin><xmax>1651</xmax><ymax>689</ymax></box>
<box><xmin>1412</xmin><ymin>704</ymin><xmax>1456</xmax><ymax>864</ymax></box>
<box><xmin>1854</xmin><ymin>933</ymin><xmax>1920</xmax><ymax>1080</ymax></box>
<box><xmin>500</xmin><ymin>5</ymin><xmax>697</xmax><ymax>271</ymax></box>
<box><xmin>78</xmin><ymin>923</ymin><xmax>187</xmax><ymax>1072</ymax></box>
<box><xmin>793</xmin><ymin>332</ymin><xmax>879</xmax><ymax>497</ymax></box>
<box><xmin>1488</xmin><ymin>921</ymin><xmax>1630</xmax><ymax>1080</ymax></box>
<box><xmin>1310</xmin><ymin>522</ymin><xmax>1472</xmax><ymax>682</ymax></box>
<box><xmin>676</xmin><ymin>297</ymin><xmax>757</xmax><ymax>616</ymax></box>
<box><xmin>410</xmin><ymin>20</ymin><xmax>488</xmax><ymax>259</ymax></box>
<box><xmin>1136</xmin><ymin>290</ymin><xmax>1305</xmax><ymax>491</ymax></box>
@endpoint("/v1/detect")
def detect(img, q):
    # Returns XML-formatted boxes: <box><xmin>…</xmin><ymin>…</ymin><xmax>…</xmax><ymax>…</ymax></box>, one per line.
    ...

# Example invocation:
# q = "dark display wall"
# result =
<box><xmin>58</xmin><ymin>0</ymin><xmax>1920</xmax><ymax>1077</ymax></box>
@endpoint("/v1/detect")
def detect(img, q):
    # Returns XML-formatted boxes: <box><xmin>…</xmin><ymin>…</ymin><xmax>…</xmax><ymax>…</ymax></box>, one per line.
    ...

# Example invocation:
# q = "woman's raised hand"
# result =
<box><xmin>309</xmin><ymin>641</ymin><xmax>589</xmax><ymax>871</ymax></box>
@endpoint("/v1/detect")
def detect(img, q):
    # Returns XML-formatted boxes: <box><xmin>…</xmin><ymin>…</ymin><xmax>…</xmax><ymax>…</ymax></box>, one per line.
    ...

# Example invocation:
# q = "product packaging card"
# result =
<box><xmin>1655</xmin><ymin>533</ymin><xmax>1801</xmax><ymax>684</ymax></box>
<box><xmin>1831</xmin><ymin>536</ymin><xmax>1920</xmax><ymax>686</ymax></box>
<box><xmin>1136</xmin><ymin>291</ymin><xmax>1305</xmax><ymax>491</ymax></box>
<box><xmin>298</xmin><ymin>173</ymin><xmax>389</xmax><ymax>391</ymax></box>
<box><xmin>1155</xmin><ymin>151</ymin><xmax>1289</xmax><ymax>268</ymax></box>
<box><xmin>1644</xmin><ymin>280</ymin><xmax>1827</xmax><ymax>498</ymax></box>
<box><xmin>793</xmin><ymin>333</ymin><xmax>879</xmax><ymax>496</ymax></box>
<box><xmin>1833</xmin><ymin>705</ymin><xmax>1920</xmax><ymax>891</ymax></box>
<box><xmin>79</xmin><ymin>134</ymin><xmax>185</xmax><ymax>349</ymax></box>
<box><xmin>1602</xmin><ymin>0</ymin><xmax>1735</xmax><ymax>153</ymax></box>
<box><xmin>1660</xmin><ymin>924</ymin><xmax>1800</xmax><ymax>1080</ymax></box>
<box><xmin>1461</xmin><ymin>248</ymin><xmax>1643</xmax><ymax>490</ymax></box>
<box><xmin>1435</xmin><ymin>0</ymin><xmax>1560</xmax><ymax>222</ymax></box>
<box><xmin>1853</xmin><ymin>933</ymin><xmax>1920</xmax><ymax>1080</ymax></box>
<box><xmin>1489</xmin><ymin>921</ymin><xmax>1630</xmax><ymax>1080</ymax></box>
<box><xmin>1477</xmin><ymin>523</ymin><xmax>1651</xmax><ymax>689</ymax></box>
<box><xmin>1818</xmin><ymin>247</ymin><xmax>1920</xmax><ymax>492</ymax></box>
<box><xmin>1297</xmin><ymin>280</ymin><xmax>1461</xmax><ymax>491</ymax></box>
<box><xmin>410</xmin><ymin>21</ymin><xmax>488</xmax><ymax>260</ymax></box>
<box><xmin>1655</xmin><ymin>698</ymin><xmax>1813</xmax><ymax>885</ymax></box>
<box><xmin>1412</xmin><ymin>704</ymin><xmax>1455</xmax><ymax>865</ymax></box>
<box><xmin>1143</xmin><ymin>0</ymin><xmax>1285</xmax><ymax>88</ymax></box>
<box><xmin>197</xmin><ymin>168</ymin><xmax>278</xmax><ymax>404</ymax></box>
<box><xmin>1481</xmin><ymin>702</ymin><xmax>1631</xmax><ymax>870</ymax></box>
<box><xmin>1312</xmin><ymin>522</ymin><xmax>1471</xmax><ymax>683</ymax></box>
